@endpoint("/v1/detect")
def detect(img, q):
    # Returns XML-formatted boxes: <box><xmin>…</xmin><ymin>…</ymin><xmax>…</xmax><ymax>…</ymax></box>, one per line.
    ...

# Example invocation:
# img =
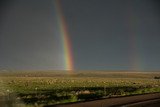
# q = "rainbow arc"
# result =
<box><xmin>54</xmin><ymin>0</ymin><xmax>74</xmax><ymax>72</ymax></box>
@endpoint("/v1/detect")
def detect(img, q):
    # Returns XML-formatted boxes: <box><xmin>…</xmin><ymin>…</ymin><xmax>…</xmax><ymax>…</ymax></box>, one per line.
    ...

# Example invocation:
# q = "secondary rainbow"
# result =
<box><xmin>54</xmin><ymin>0</ymin><xmax>74</xmax><ymax>71</ymax></box>
<box><xmin>127</xmin><ymin>2</ymin><xmax>142</xmax><ymax>71</ymax></box>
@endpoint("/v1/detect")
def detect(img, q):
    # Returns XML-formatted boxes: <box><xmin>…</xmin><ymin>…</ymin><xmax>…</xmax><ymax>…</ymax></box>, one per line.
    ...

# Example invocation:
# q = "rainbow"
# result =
<box><xmin>54</xmin><ymin>0</ymin><xmax>74</xmax><ymax>72</ymax></box>
<box><xmin>127</xmin><ymin>2</ymin><xmax>141</xmax><ymax>71</ymax></box>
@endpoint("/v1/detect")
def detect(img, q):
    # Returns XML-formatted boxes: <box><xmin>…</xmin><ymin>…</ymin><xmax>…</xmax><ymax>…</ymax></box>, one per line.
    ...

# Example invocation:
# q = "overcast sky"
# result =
<box><xmin>0</xmin><ymin>0</ymin><xmax>160</xmax><ymax>71</ymax></box>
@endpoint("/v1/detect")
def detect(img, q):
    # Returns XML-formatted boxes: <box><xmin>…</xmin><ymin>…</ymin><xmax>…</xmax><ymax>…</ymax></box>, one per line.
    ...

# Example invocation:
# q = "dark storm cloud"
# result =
<box><xmin>61</xmin><ymin>0</ymin><xmax>160</xmax><ymax>70</ymax></box>
<box><xmin>0</xmin><ymin>0</ymin><xmax>160</xmax><ymax>70</ymax></box>
<box><xmin>0</xmin><ymin>0</ymin><xmax>64</xmax><ymax>70</ymax></box>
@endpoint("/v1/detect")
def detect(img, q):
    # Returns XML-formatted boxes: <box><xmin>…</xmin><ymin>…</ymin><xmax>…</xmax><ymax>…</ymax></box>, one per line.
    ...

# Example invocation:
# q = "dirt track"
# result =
<box><xmin>45</xmin><ymin>93</ymin><xmax>160</xmax><ymax>107</ymax></box>
<box><xmin>124</xmin><ymin>98</ymin><xmax>160</xmax><ymax>107</ymax></box>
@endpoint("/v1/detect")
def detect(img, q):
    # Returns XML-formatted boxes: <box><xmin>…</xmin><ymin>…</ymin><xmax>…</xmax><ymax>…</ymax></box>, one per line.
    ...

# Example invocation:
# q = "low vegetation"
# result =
<box><xmin>154</xmin><ymin>76</ymin><xmax>160</xmax><ymax>79</ymax></box>
<box><xmin>0</xmin><ymin>71</ymin><xmax>160</xmax><ymax>107</ymax></box>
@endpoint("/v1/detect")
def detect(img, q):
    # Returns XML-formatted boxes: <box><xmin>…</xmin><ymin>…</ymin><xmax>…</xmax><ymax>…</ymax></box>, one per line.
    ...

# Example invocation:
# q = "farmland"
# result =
<box><xmin>0</xmin><ymin>70</ymin><xmax>160</xmax><ymax>107</ymax></box>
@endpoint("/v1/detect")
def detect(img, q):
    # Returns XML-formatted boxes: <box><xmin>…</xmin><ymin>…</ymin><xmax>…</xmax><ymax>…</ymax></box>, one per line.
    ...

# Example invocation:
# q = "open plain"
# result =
<box><xmin>0</xmin><ymin>71</ymin><xmax>160</xmax><ymax>107</ymax></box>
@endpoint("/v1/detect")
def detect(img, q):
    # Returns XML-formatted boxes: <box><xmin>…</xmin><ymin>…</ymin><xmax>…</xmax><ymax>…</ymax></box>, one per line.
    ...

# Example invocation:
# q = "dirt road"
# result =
<box><xmin>45</xmin><ymin>93</ymin><xmax>160</xmax><ymax>107</ymax></box>
<box><xmin>123</xmin><ymin>98</ymin><xmax>160</xmax><ymax>107</ymax></box>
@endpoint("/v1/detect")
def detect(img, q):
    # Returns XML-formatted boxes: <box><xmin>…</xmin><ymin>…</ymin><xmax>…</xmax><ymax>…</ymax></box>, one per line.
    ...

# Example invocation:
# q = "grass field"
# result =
<box><xmin>0</xmin><ymin>70</ymin><xmax>160</xmax><ymax>107</ymax></box>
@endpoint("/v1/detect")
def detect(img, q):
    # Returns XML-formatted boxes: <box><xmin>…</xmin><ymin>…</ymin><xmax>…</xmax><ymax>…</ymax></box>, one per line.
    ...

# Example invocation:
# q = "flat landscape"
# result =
<box><xmin>0</xmin><ymin>70</ymin><xmax>160</xmax><ymax>107</ymax></box>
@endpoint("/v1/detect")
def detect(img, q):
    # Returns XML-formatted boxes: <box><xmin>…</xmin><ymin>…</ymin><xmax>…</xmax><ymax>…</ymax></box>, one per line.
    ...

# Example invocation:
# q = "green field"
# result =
<box><xmin>0</xmin><ymin>71</ymin><xmax>160</xmax><ymax>107</ymax></box>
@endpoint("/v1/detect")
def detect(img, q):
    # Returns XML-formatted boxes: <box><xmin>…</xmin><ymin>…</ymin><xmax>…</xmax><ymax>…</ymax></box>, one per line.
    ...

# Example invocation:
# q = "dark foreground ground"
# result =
<box><xmin>124</xmin><ymin>98</ymin><xmax>160</xmax><ymax>107</ymax></box>
<box><xmin>45</xmin><ymin>93</ymin><xmax>160</xmax><ymax>107</ymax></box>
